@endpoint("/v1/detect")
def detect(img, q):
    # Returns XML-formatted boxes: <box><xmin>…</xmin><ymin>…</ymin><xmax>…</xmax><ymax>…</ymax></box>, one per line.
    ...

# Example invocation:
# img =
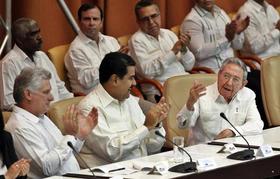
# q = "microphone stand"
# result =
<box><xmin>67</xmin><ymin>141</ymin><xmax>96</xmax><ymax>176</ymax></box>
<box><xmin>155</xmin><ymin>131</ymin><xmax>197</xmax><ymax>173</ymax></box>
<box><xmin>220</xmin><ymin>113</ymin><xmax>255</xmax><ymax>160</ymax></box>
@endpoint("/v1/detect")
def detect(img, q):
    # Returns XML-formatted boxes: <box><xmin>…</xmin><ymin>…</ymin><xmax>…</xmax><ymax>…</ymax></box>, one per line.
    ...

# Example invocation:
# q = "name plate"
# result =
<box><xmin>256</xmin><ymin>145</ymin><xmax>274</xmax><ymax>157</ymax></box>
<box><xmin>217</xmin><ymin>143</ymin><xmax>237</xmax><ymax>154</ymax></box>
<box><xmin>197</xmin><ymin>158</ymin><xmax>216</xmax><ymax>169</ymax></box>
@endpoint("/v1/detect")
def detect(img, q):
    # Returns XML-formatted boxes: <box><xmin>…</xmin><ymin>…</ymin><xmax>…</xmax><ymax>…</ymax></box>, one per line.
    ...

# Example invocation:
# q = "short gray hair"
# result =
<box><xmin>220</xmin><ymin>57</ymin><xmax>248</xmax><ymax>80</ymax></box>
<box><xmin>13</xmin><ymin>67</ymin><xmax>51</xmax><ymax>103</ymax></box>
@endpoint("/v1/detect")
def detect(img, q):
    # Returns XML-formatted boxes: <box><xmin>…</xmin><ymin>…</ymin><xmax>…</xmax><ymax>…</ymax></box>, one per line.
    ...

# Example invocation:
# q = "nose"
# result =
<box><xmin>48</xmin><ymin>93</ymin><xmax>54</xmax><ymax>101</ymax></box>
<box><xmin>132</xmin><ymin>78</ymin><xmax>137</xmax><ymax>86</ymax></box>
<box><xmin>89</xmin><ymin>18</ymin><xmax>95</xmax><ymax>26</ymax></box>
<box><xmin>148</xmin><ymin>16</ymin><xmax>154</xmax><ymax>24</ymax></box>
<box><xmin>226</xmin><ymin>78</ymin><xmax>233</xmax><ymax>86</ymax></box>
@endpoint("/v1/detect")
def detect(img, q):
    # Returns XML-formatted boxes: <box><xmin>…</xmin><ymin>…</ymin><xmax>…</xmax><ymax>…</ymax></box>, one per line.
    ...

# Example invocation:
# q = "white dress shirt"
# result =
<box><xmin>78</xmin><ymin>84</ymin><xmax>165</xmax><ymax>164</ymax></box>
<box><xmin>181</xmin><ymin>5</ymin><xmax>245</xmax><ymax>72</ymax></box>
<box><xmin>177</xmin><ymin>82</ymin><xmax>264</xmax><ymax>145</ymax></box>
<box><xmin>238</xmin><ymin>0</ymin><xmax>280</xmax><ymax>59</ymax></box>
<box><xmin>129</xmin><ymin>29</ymin><xmax>195</xmax><ymax>97</ymax></box>
<box><xmin>0</xmin><ymin>45</ymin><xmax>73</xmax><ymax>111</ymax></box>
<box><xmin>5</xmin><ymin>106</ymin><xmax>83</xmax><ymax>179</ymax></box>
<box><xmin>64</xmin><ymin>32</ymin><xmax>120</xmax><ymax>94</ymax></box>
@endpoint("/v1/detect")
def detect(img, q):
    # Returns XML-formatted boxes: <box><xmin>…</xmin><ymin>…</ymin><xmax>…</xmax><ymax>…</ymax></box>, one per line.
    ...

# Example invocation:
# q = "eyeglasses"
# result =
<box><xmin>139</xmin><ymin>13</ymin><xmax>160</xmax><ymax>22</ymax></box>
<box><xmin>222</xmin><ymin>73</ymin><xmax>242</xmax><ymax>84</ymax></box>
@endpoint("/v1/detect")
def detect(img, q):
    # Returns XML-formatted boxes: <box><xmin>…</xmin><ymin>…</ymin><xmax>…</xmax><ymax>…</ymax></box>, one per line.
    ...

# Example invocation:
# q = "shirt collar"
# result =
<box><xmin>212</xmin><ymin>82</ymin><xmax>241</xmax><ymax>103</ymax></box>
<box><xmin>194</xmin><ymin>4</ymin><xmax>222</xmax><ymax>17</ymax></box>
<box><xmin>13</xmin><ymin>44</ymin><xmax>39</xmax><ymax>63</ymax></box>
<box><xmin>140</xmin><ymin>28</ymin><xmax>164</xmax><ymax>40</ymax></box>
<box><xmin>96</xmin><ymin>84</ymin><xmax>121</xmax><ymax>108</ymax></box>
<box><xmin>13</xmin><ymin>44</ymin><xmax>29</xmax><ymax>61</ymax></box>
<box><xmin>78</xmin><ymin>31</ymin><xmax>104</xmax><ymax>44</ymax></box>
<box><xmin>13</xmin><ymin>106</ymin><xmax>42</xmax><ymax>123</ymax></box>
<box><xmin>248</xmin><ymin>0</ymin><xmax>269</xmax><ymax>12</ymax></box>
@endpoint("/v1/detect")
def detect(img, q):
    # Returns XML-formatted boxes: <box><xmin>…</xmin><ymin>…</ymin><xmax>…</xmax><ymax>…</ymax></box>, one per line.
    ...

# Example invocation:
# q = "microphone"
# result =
<box><xmin>220</xmin><ymin>112</ymin><xmax>254</xmax><ymax>160</ymax></box>
<box><xmin>155</xmin><ymin>131</ymin><xmax>197</xmax><ymax>173</ymax></box>
<box><xmin>67</xmin><ymin>141</ymin><xmax>96</xmax><ymax>176</ymax></box>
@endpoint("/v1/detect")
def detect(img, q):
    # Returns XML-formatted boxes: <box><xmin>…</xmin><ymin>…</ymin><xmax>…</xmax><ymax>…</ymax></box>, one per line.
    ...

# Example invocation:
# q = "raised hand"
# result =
<box><xmin>63</xmin><ymin>104</ymin><xmax>98</xmax><ymax>140</ymax></box>
<box><xmin>225</xmin><ymin>22</ymin><xmax>236</xmax><ymax>42</ymax></box>
<box><xmin>63</xmin><ymin>104</ymin><xmax>79</xmax><ymax>136</ymax></box>
<box><xmin>234</xmin><ymin>15</ymin><xmax>250</xmax><ymax>34</ymax></box>
<box><xmin>186</xmin><ymin>80</ymin><xmax>206</xmax><ymax>111</ymax></box>
<box><xmin>76</xmin><ymin>107</ymin><xmax>98</xmax><ymax>140</ymax></box>
<box><xmin>145</xmin><ymin>97</ymin><xmax>169</xmax><ymax>130</ymax></box>
<box><xmin>172</xmin><ymin>32</ymin><xmax>191</xmax><ymax>55</ymax></box>
<box><xmin>4</xmin><ymin>160</ymin><xmax>22</xmax><ymax>179</ymax></box>
<box><xmin>18</xmin><ymin>159</ymin><xmax>31</xmax><ymax>176</ymax></box>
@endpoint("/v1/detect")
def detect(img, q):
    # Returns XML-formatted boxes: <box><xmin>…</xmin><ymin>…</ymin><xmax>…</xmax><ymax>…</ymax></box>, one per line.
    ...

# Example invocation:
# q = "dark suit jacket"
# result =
<box><xmin>0</xmin><ymin>130</ymin><xmax>27</xmax><ymax>179</ymax></box>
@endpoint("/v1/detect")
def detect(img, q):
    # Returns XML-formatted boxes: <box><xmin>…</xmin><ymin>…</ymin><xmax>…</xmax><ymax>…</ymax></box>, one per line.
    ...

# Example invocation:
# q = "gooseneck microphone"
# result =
<box><xmin>220</xmin><ymin>112</ymin><xmax>254</xmax><ymax>160</ymax></box>
<box><xmin>67</xmin><ymin>141</ymin><xmax>96</xmax><ymax>176</ymax></box>
<box><xmin>155</xmin><ymin>131</ymin><xmax>197</xmax><ymax>173</ymax></box>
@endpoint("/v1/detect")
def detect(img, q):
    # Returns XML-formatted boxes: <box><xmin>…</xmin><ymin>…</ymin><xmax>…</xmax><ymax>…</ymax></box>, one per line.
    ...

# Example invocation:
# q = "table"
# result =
<box><xmin>47</xmin><ymin>127</ymin><xmax>280</xmax><ymax>179</ymax></box>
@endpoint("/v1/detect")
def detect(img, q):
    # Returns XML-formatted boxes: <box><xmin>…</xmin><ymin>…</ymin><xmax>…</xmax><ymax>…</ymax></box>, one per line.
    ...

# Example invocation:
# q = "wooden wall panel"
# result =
<box><xmin>12</xmin><ymin>0</ymin><xmax>81</xmax><ymax>51</ymax></box>
<box><xmin>0</xmin><ymin>0</ymin><xmax>279</xmax><ymax>55</ymax></box>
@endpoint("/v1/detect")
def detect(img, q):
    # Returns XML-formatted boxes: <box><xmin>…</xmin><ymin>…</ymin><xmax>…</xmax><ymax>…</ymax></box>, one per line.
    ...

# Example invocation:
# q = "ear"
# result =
<box><xmin>242</xmin><ymin>80</ymin><xmax>248</xmax><ymax>88</ymax></box>
<box><xmin>23</xmin><ymin>89</ymin><xmax>32</xmax><ymax>101</ymax></box>
<box><xmin>110</xmin><ymin>74</ymin><xmax>119</xmax><ymax>86</ymax></box>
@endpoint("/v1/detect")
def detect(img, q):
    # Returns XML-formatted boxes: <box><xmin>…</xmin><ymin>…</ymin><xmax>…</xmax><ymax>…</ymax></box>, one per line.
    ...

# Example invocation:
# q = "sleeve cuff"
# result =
<box><xmin>271</xmin><ymin>29</ymin><xmax>280</xmax><ymax>40</ymax></box>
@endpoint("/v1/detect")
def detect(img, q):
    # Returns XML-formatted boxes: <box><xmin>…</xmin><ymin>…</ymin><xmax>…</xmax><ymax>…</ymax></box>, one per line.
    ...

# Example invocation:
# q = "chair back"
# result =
<box><xmin>261</xmin><ymin>56</ymin><xmax>280</xmax><ymax>127</ymax></box>
<box><xmin>47</xmin><ymin>44</ymin><xmax>70</xmax><ymax>91</ymax></box>
<box><xmin>117</xmin><ymin>34</ymin><xmax>132</xmax><ymax>47</ymax></box>
<box><xmin>163</xmin><ymin>74</ymin><xmax>217</xmax><ymax>148</ymax></box>
<box><xmin>277</xmin><ymin>6</ymin><xmax>280</xmax><ymax>15</ymax></box>
<box><xmin>170</xmin><ymin>25</ymin><xmax>180</xmax><ymax>37</ymax></box>
<box><xmin>2</xmin><ymin>111</ymin><xmax>11</xmax><ymax>124</ymax></box>
<box><xmin>47</xmin><ymin>96</ymin><xmax>84</xmax><ymax>134</ymax></box>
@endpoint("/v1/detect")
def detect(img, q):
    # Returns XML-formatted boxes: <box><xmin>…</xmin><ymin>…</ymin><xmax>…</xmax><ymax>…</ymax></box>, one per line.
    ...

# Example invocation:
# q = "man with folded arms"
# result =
<box><xmin>177</xmin><ymin>58</ymin><xmax>263</xmax><ymax>145</ymax></box>
<box><xmin>78</xmin><ymin>52</ymin><xmax>169</xmax><ymax>166</ymax></box>
<box><xmin>6</xmin><ymin>67</ymin><xmax>98</xmax><ymax>178</ymax></box>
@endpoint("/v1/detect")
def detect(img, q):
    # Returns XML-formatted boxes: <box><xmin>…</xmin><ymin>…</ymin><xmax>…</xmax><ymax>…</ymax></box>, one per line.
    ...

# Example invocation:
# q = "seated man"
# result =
<box><xmin>129</xmin><ymin>0</ymin><xmax>195</xmax><ymax>102</ymax></box>
<box><xmin>5</xmin><ymin>67</ymin><xmax>98</xmax><ymax>178</ymax></box>
<box><xmin>238</xmin><ymin>0</ymin><xmax>280</xmax><ymax>59</ymax></box>
<box><xmin>78</xmin><ymin>52</ymin><xmax>169</xmax><ymax>165</ymax></box>
<box><xmin>65</xmin><ymin>3</ymin><xmax>125</xmax><ymax>95</ymax></box>
<box><xmin>181</xmin><ymin>0</ymin><xmax>249</xmax><ymax>72</ymax></box>
<box><xmin>177</xmin><ymin>58</ymin><xmax>264</xmax><ymax>145</ymax></box>
<box><xmin>0</xmin><ymin>18</ymin><xmax>73</xmax><ymax>111</ymax></box>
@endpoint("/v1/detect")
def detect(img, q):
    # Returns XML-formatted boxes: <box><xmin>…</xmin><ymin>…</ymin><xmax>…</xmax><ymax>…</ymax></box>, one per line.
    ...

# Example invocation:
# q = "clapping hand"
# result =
<box><xmin>172</xmin><ymin>32</ymin><xmax>191</xmax><ymax>55</ymax></box>
<box><xmin>63</xmin><ymin>104</ymin><xmax>98</xmax><ymax>140</ymax></box>
<box><xmin>5</xmin><ymin>158</ymin><xmax>31</xmax><ymax>179</ymax></box>
<box><xmin>226</xmin><ymin>15</ymin><xmax>250</xmax><ymax>41</ymax></box>
<box><xmin>145</xmin><ymin>97</ymin><xmax>169</xmax><ymax>130</ymax></box>
<box><xmin>233</xmin><ymin>14</ymin><xmax>250</xmax><ymax>34</ymax></box>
